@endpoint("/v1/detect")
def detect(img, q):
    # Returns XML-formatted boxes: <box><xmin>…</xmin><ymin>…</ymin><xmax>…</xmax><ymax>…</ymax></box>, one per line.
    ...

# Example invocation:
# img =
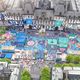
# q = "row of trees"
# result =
<box><xmin>21</xmin><ymin>69</ymin><xmax>31</xmax><ymax>80</ymax></box>
<box><xmin>55</xmin><ymin>54</ymin><xmax>80</xmax><ymax>67</ymax></box>
<box><xmin>54</xmin><ymin>63</ymin><xmax>80</xmax><ymax>67</ymax></box>
<box><xmin>66</xmin><ymin>54</ymin><xmax>80</xmax><ymax>64</ymax></box>
<box><xmin>0</xmin><ymin>58</ymin><xmax>11</xmax><ymax>63</ymax></box>
<box><xmin>40</xmin><ymin>67</ymin><xmax>51</xmax><ymax>80</ymax></box>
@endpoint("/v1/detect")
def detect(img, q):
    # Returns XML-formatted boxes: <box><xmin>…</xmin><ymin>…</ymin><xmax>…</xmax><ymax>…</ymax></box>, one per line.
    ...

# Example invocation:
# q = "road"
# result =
<box><xmin>30</xmin><ymin>61</ymin><xmax>46</xmax><ymax>80</ymax></box>
<box><xmin>30</xmin><ymin>64</ymin><xmax>40</xmax><ymax>80</ymax></box>
<box><xmin>29</xmin><ymin>60</ymin><xmax>54</xmax><ymax>80</ymax></box>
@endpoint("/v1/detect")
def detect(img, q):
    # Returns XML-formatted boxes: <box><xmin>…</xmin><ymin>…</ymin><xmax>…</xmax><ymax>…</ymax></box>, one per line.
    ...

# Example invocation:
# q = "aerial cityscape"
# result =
<box><xmin>0</xmin><ymin>0</ymin><xmax>80</xmax><ymax>80</ymax></box>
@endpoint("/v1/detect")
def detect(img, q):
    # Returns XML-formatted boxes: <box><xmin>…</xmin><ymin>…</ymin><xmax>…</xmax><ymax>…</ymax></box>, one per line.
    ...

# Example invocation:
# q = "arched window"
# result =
<box><xmin>50</xmin><ymin>17</ymin><xmax>52</xmax><ymax>20</ymax></box>
<box><xmin>53</xmin><ymin>8</ymin><xmax>55</xmax><ymax>13</ymax></box>
<box><xmin>69</xmin><ymin>15</ymin><xmax>71</xmax><ymax>19</ymax></box>
<box><xmin>18</xmin><ymin>13</ymin><xmax>21</xmax><ymax>20</ymax></box>
<box><xmin>36</xmin><ymin>16</ymin><xmax>38</xmax><ymax>19</ymax></box>
<box><xmin>27</xmin><ymin>10</ymin><xmax>29</xmax><ymax>14</ymax></box>
<box><xmin>73</xmin><ymin>16</ymin><xmax>75</xmax><ymax>19</ymax></box>
<box><xmin>13</xmin><ymin>13</ymin><xmax>16</xmax><ymax>20</ymax></box>
<box><xmin>9</xmin><ymin>12</ymin><xmax>11</xmax><ymax>16</ymax></box>
<box><xmin>59</xmin><ymin>12</ymin><xmax>62</xmax><ymax>16</ymax></box>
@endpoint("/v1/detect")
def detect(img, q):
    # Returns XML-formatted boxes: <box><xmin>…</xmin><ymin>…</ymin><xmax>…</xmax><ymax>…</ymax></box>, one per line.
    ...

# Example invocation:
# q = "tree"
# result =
<box><xmin>74</xmin><ymin>56</ymin><xmax>80</xmax><ymax>64</ymax></box>
<box><xmin>4</xmin><ymin>58</ymin><xmax>11</xmax><ymax>63</ymax></box>
<box><xmin>62</xmin><ymin>63</ymin><xmax>75</xmax><ymax>67</ymax></box>
<box><xmin>21</xmin><ymin>69</ymin><xmax>31</xmax><ymax>80</ymax></box>
<box><xmin>21</xmin><ymin>76</ymin><xmax>27</xmax><ymax>80</ymax></box>
<box><xmin>54</xmin><ymin>64</ymin><xmax>62</xmax><ymax>67</ymax></box>
<box><xmin>21</xmin><ymin>75</ymin><xmax>31</xmax><ymax>80</ymax></box>
<box><xmin>0</xmin><ymin>27</ymin><xmax>6</xmax><ymax>35</ymax></box>
<box><xmin>66</xmin><ymin>54</ymin><xmax>80</xmax><ymax>64</ymax></box>
<box><xmin>22</xmin><ymin>69</ymin><xmax>30</xmax><ymax>77</ymax></box>
<box><xmin>66</xmin><ymin>54</ymin><xmax>74</xmax><ymax>63</ymax></box>
<box><xmin>0</xmin><ymin>58</ymin><xmax>11</xmax><ymax>63</ymax></box>
<box><xmin>40</xmin><ymin>67</ymin><xmax>50</xmax><ymax>80</ymax></box>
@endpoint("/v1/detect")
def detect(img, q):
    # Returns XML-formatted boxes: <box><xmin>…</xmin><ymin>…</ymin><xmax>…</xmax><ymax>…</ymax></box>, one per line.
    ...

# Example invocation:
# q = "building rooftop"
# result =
<box><xmin>0</xmin><ymin>62</ymin><xmax>20</xmax><ymax>80</ymax></box>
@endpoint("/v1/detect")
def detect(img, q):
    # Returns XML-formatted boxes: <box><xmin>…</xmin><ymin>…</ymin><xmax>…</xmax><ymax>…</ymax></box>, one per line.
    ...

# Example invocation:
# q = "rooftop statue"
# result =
<box><xmin>39</xmin><ymin>0</ymin><xmax>51</xmax><ymax>9</ymax></box>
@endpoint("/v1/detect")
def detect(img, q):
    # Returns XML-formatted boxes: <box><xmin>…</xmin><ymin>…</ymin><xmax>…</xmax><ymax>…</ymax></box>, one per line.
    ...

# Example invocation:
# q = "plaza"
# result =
<box><xmin>0</xmin><ymin>0</ymin><xmax>80</xmax><ymax>80</ymax></box>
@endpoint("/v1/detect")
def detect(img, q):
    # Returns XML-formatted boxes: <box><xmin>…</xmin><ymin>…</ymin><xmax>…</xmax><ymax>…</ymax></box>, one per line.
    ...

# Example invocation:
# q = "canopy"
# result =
<box><xmin>54</xmin><ymin>20</ymin><xmax>63</xmax><ymax>27</ymax></box>
<box><xmin>23</xmin><ymin>19</ymin><xmax>33</xmax><ymax>25</ymax></box>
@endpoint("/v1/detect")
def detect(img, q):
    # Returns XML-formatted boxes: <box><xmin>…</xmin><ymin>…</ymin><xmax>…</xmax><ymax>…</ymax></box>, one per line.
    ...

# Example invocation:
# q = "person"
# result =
<box><xmin>54</xmin><ymin>26</ymin><xmax>58</xmax><ymax>31</ymax></box>
<box><xmin>63</xmin><ymin>26</ymin><xmax>66</xmax><ymax>32</ymax></box>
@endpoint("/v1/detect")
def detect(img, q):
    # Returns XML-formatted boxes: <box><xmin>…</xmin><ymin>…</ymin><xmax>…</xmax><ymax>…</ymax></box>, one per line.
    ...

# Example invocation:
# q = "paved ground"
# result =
<box><xmin>32</xmin><ymin>78</ymin><xmax>39</xmax><ymax>80</ymax></box>
<box><xmin>30</xmin><ymin>64</ymin><xmax>40</xmax><ymax>80</ymax></box>
<box><xmin>25</xmin><ymin>60</ymin><xmax>54</xmax><ymax>80</ymax></box>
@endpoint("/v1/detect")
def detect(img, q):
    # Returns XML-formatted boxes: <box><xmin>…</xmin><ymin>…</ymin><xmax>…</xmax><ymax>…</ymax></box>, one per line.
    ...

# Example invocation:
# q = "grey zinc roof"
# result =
<box><xmin>6</xmin><ymin>8</ymin><xmax>23</xmax><ymax>15</ymax></box>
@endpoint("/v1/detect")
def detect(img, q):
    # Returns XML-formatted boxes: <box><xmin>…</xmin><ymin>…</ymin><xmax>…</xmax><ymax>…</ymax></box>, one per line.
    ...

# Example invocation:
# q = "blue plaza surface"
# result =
<box><xmin>0</xmin><ymin>0</ymin><xmax>80</xmax><ymax>80</ymax></box>
<box><xmin>15</xmin><ymin>32</ymin><xmax>26</xmax><ymax>46</ymax></box>
<box><xmin>0</xmin><ymin>29</ymin><xmax>80</xmax><ymax>60</ymax></box>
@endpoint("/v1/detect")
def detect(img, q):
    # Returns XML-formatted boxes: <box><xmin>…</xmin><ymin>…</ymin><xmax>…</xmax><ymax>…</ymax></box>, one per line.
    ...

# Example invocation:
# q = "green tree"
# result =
<box><xmin>68</xmin><ymin>63</ymin><xmax>75</xmax><ymax>67</ymax></box>
<box><xmin>0</xmin><ymin>27</ymin><xmax>6</xmax><ymax>35</ymax></box>
<box><xmin>21</xmin><ymin>69</ymin><xmax>31</xmax><ymax>80</ymax></box>
<box><xmin>74</xmin><ymin>56</ymin><xmax>80</xmax><ymax>64</ymax></box>
<box><xmin>0</xmin><ymin>58</ymin><xmax>11</xmax><ymax>63</ymax></box>
<box><xmin>54</xmin><ymin>64</ymin><xmax>62</xmax><ymax>67</ymax></box>
<box><xmin>62</xmin><ymin>63</ymin><xmax>70</xmax><ymax>67</ymax></box>
<box><xmin>66</xmin><ymin>54</ymin><xmax>74</xmax><ymax>63</ymax></box>
<box><xmin>66</xmin><ymin>55</ymin><xmax>80</xmax><ymax>64</ymax></box>
<box><xmin>40</xmin><ymin>67</ymin><xmax>50</xmax><ymax>80</ymax></box>
<box><xmin>5</xmin><ymin>58</ymin><xmax>11</xmax><ymax>63</ymax></box>
<box><xmin>21</xmin><ymin>75</ymin><xmax>31</xmax><ymax>80</ymax></box>
<box><xmin>21</xmin><ymin>76</ymin><xmax>27</xmax><ymax>80</ymax></box>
